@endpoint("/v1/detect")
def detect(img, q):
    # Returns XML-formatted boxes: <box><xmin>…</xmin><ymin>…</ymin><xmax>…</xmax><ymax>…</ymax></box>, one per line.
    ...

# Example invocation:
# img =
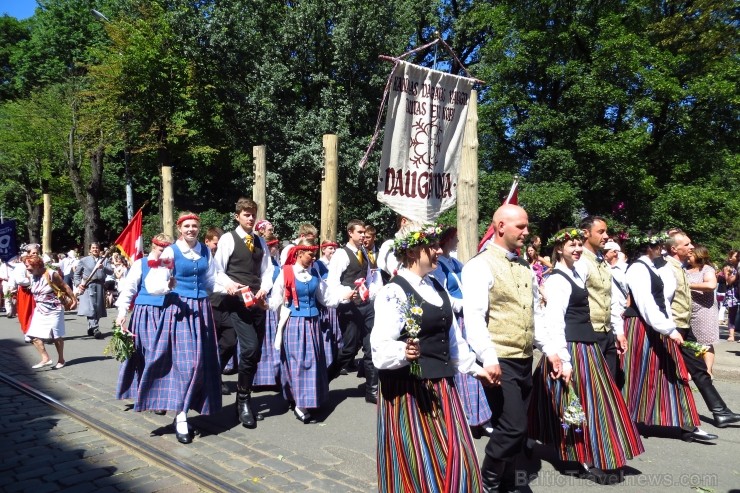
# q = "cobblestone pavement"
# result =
<box><xmin>2</xmin><ymin>311</ymin><xmax>740</xmax><ymax>492</ymax></box>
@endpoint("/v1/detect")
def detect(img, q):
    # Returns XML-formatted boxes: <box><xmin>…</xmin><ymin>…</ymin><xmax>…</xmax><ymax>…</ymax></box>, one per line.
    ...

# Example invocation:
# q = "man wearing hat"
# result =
<box><xmin>577</xmin><ymin>216</ymin><xmax>627</xmax><ymax>381</ymax></box>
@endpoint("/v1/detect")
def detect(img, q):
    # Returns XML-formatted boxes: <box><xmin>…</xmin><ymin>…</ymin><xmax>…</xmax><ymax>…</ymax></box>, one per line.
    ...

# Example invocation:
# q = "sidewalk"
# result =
<box><xmin>712</xmin><ymin>325</ymin><xmax>740</xmax><ymax>381</ymax></box>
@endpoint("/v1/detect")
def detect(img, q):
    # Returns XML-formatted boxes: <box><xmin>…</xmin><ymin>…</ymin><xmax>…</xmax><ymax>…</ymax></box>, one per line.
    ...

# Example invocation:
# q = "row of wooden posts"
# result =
<box><xmin>40</xmin><ymin>90</ymin><xmax>480</xmax><ymax>263</ymax></box>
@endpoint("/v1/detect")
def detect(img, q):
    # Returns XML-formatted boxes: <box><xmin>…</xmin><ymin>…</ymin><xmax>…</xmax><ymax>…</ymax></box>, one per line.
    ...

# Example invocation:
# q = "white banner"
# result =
<box><xmin>376</xmin><ymin>61</ymin><xmax>473</xmax><ymax>223</ymax></box>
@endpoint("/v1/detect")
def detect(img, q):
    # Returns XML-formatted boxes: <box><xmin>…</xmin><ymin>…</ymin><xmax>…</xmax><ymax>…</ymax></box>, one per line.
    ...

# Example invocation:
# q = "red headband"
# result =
<box><xmin>285</xmin><ymin>244</ymin><xmax>319</xmax><ymax>266</ymax></box>
<box><xmin>176</xmin><ymin>214</ymin><xmax>201</xmax><ymax>226</ymax></box>
<box><xmin>320</xmin><ymin>241</ymin><xmax>338</xmax><ymax>249</ymax></box>
<box><xmin>266</xmin><ymin>239</ymin><xmax>279</xmax><ymax>247</ymax></box>
<box><xmin>152</xmin><ymin>238</ymin><xmax>172</xmax><ymax>248</ymax></box>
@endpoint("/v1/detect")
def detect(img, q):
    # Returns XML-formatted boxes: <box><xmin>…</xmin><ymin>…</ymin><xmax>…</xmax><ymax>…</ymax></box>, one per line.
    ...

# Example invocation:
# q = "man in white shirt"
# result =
<box><xmin>462</xmin><ymin>204</ymin><xmax>559</xmax><ymax>491</ymax></box>
<box><xmin>213</xmin><ymin>197</ymin><xmax>274</xmax><ymax>429</ymax></box>
<box><xmin>325</xmin><ymin>219</ymin><xmax>383</xmax><ymax>403</ymax></box>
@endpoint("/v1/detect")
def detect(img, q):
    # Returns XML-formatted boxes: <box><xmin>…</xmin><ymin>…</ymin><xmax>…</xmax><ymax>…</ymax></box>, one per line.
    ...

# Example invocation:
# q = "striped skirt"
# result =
<box><xmin>116</xmin><ymin>304</ymin><xmax>166</xmax><ymax>400</ymax></box>
<box><xmin>280</xmin><ymin>315</ymin><xmax>329</xmax><ymax>409</ymax></box>
<box><xmin>120</xmin><ymin>296</ymin><xmax>222</xmax><ymax>415</ymax></box>
<box><xmin>621</xmin><ymin>317</ymin><xmax>699</xmax><ymax>428</ymax></box>
<box><xmin>319</xmin><ymin>304</ymin><xmax>340</xmax><ymax>368</ymax></box>
<box><xmin>529</xmin><ymin>343</ymin><xmax>644</xmax><ymax>470</ymax></box>
<box><xmin>453</xmin><ymin>315</ymin><xmax>492</xmax><ymax>427</ymax></box>
<box><xmin>254</xmin><ymin>308</ymin><xmax>281</xmax><ymax>386</ymax></box>
<box><xmin>377</xmin><ymin>375</ymin><xmax>482</xmax><ymax>492</ymax></box>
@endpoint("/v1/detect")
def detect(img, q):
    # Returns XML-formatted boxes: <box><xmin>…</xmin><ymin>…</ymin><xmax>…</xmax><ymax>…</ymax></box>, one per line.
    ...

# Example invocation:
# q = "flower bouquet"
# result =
<box><xmin>400</xmin><ymin>295</ymin><xmax>423</xmax><ymax>378</ymax></box>
<box><xmin>562</xmin><ymin>384</ymin><xmax>585</xmax><ymax>433</ymax></box>
<box><xmin>103</xmin><ymin>323</ymin><xmax>135</xmax><ymax>362</ymax></box>
<box><xmin>681</xmin><ymin>340</ymin><xmax>710</xmax><ymax>357</ymax></box>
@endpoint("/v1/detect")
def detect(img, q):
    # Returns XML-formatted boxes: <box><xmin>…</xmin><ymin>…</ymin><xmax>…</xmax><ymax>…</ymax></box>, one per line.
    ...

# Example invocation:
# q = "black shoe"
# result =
<box><xmin>714</xmin><ymin>410</ymin><xmax>740</xmax><ymax>428</ymax></box>
<box><xmin>681</xmin><ymin>428</ymin><xmax>718</xmax><ymax>442</ymax></box>
<box><xmin>293</xmin><ymin>408</ymin><xmax>313</xmax><ymax>424</ymax></box>
<box><xmin>222</xmin><ymin>367</ymin><xmax>237</xmax><ymax>375</ymax></box>
<box><xmin>481</xmin><ymin>456</ymin><xmax>506</xmax><ymax>493</ymax></box>
<box><xmin>93</xmin><ymin>329</ymin><xmax>104</xmax><ymax>339</ymax></box>
<box><xmin>221</xmin><ymin>382</ymin><xmax>231</xmax><ymax>395</ymax></box>
<box><xmin>173</xmin><ymin>420</ymin><xmax>193</xmax><ymax>444</ymax></box>
<box><xmin>87</xmin><ymin>328</ymin><xmax>94</xmax><ymax>336</ymax></box>
<box><xmin>154</xmin><ymin>410</ymin><xmax>166</xmax><ymax>416</ymax></box>
<box><xmin>470</xmin><ymin>426</ymin><xmax>483</xmax><ymax>439</ymax></box>
<box><xmin>236</xmin><ymin>391</ymin><xmax>262</xmax><ymax>428</ymax></box>
<box><xmin>339</xmin><ymin>367</ymin><xmax>349</xmax><ymax>375</ymax></box>
<box><xmin>365</xmin><ymin>393</ymin><xmax>377</xmax><ymax>404</ymax></box>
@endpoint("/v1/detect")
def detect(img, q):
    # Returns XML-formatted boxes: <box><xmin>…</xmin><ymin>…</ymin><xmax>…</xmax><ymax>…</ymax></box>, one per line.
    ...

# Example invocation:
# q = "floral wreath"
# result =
<box><xmin>392</xmin><ymin>224</ymin><xmax>443</xmax><ymax>256</ymax></box>
<box><xmin>547</xmin><ymin>228</ymin><xmax>584</xmax><ymax>247</ymax></box>
<box><xmin>627</xmin><ymin>231</ymin><xmax>669</xmax><ymax>247</ymax></box>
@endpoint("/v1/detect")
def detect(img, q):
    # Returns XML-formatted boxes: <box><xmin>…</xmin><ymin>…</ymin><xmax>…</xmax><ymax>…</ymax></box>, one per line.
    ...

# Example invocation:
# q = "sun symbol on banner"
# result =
<box><xmin>409</xmin><ymin>117</ymin><xmax>443</xmax><ymax>170</ymax></box>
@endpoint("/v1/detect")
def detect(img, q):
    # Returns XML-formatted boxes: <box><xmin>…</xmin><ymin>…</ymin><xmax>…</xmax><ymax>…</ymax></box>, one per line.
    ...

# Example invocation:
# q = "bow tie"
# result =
<box><xmin>506</xmin><ymin>252</ymin><xmax>519</xmax><ymax>262</ymax></box>
<box><xmin>595</xmin><ymin>252</ymin><xmax>605</xmax><ymax>264</ymax></box>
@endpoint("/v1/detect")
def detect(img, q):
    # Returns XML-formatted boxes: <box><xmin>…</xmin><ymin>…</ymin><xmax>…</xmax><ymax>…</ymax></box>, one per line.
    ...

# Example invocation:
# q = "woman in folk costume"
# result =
<box><xmin>371</xmin><ymin>223</ymin><xmax>488</xmax><ymax>493</ymax></box>
<box><xmin>433</xmin><ymin>226</ymin><xmax>493</xmax><ymax>439</ymax></box>
<box><xmin>23</xmin><ymin>254</ymin><xmax>77</xmax><ymax>369</ymax></box>
<box><xmin>114</xmin><ymin>234</ymin><xmax>174</xmax><ymax>407</ymax></box>
<box><xmin>528</xmin><ymin>228</ymin><xmax>643</xmax><ymax>475</ymax></box>
<box><xmin>622</xmin><ymin>233</ymin><xmax>716</xmax><ymax>443</ymax></box>
<box><xmin>13</xmin><ymin>244</ymin><xmax>41</xmax><ymax>336</ymax></box>
<box><xmin>316</xmin><ymin>240</ymin><xmax>340</xmax><ymax>368</ymax></box>
<box><xmin>268</xmin><ymin>238</ymin><xmax>329</xmax><ymax>423</ymax></box>
<box><xmin>142</xmin><ymin>212</ymin><xmax>223</xmax><ymax>444</ymax></box>
<box><xmin>253</xmin><ymin>234</ymin><xmax>282</xmax><ymax>387</ymax></box>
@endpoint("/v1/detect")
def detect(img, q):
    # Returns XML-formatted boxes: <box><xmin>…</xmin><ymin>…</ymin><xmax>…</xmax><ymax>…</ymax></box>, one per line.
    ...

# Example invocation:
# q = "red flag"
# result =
<box><xmin>114</xmin><ymin>208</ymin><xmax>144</xmax><ymax>262</ymax></box>
<box><xmin>478</xmin><ymin>176</ymin><xmax>519</xmax><ymax>251</ymax></box>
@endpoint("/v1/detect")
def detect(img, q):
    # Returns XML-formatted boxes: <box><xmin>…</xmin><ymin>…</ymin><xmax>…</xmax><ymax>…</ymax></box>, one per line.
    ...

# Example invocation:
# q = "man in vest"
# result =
<box><xmin>214</xmin><ymin>198</ymin><xmax>274</xmax><ymax>428</ymax></box>
<box><xmin>576</xmin><ymin>216</ymin><xmax>627</xmax><ymax>380</ymax></box>
<box><xmin>664</xmin><ymin>229</ymin><xmax>740</xmax><ymax>428</ymax></box>
<box><xmin>462</xmin><ymin>204</ymin><xmax>561</xmax><ymax>492</ymax></box>
<box><xmin>326</xmin><ymin>219</ymin><xmax>383</xmax><ymax>403</ymax></box>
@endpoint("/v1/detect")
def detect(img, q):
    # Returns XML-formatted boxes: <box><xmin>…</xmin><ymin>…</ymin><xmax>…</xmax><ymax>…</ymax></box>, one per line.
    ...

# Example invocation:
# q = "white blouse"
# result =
<box><xmin>625</xmin><ymin>256</ymin><xmax>676</xmax><ymax>335</ymax></box>
<box><xmin>540</xmin><ymin>265</ymin><xmax>583</xmax><ymax>371</ymax></box>
<box><xmin>144</xmin><ymin>240</ymin><xmax>220</xmax><ymax>295</ymax></box>
<box><xmin>268</xmin><ymin>264</ymin><xmax>329</xmax><ymax>311</ymax></box>
<box><xmin>370</xmin><ymin>269</ymin><xmax>481</xmax><ymax>376</ymax></box>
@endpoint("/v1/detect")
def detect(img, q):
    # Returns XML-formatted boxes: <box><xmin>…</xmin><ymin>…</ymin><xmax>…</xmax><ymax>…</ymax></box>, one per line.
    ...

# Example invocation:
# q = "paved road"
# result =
<box><xmin>1</xmin><ymin>310</ymin><xmax>739</xmax><ymax>492</ymax></box>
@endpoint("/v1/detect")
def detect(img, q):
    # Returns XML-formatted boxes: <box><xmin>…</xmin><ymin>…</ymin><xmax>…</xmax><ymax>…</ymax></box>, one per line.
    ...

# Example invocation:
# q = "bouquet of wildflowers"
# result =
<box><xmin>562</xmin><ymin>384</ymin><xmax>585</xmax><ymax>432</ymax></box>
<box><xmin>399</xmin><ymin>295</ymin><xmax>423</xmax><ymax>378</ymax></box>
<box><xmin>103</xmin><ymin>323</ymin><xmax>135</xmax><ymax>362</ymax></box>
<box><xmin>682</xmin><ymin>340</ymin><xmax>710</xmax><ymax>357</ymax></box>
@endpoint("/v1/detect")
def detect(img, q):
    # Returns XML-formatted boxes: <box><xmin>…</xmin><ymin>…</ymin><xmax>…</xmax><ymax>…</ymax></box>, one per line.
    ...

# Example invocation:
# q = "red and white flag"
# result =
<box><xmin>114</xmin><ymin>208</ymin><xmax>144</xmax><ymax>262</ymax></box>
<box><xmin>478</xmin><ymin>176</ymin><xmax>519</xmax><ymax>252</ymax></box>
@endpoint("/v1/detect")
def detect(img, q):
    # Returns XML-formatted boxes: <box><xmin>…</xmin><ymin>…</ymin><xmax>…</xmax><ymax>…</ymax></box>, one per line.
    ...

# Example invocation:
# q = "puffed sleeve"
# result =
<box><xmin>370</xmin><ymin>283</ymin><xmax>411</xmax><ymax>370</ymax></box>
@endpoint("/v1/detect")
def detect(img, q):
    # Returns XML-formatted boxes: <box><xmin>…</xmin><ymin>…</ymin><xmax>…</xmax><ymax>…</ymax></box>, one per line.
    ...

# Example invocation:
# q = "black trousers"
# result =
<box><xmin>483</xmin><ymin>357</ymin><xmax>533</xmax><ymax>461</ymax></box>
<box><xmin>331</xmin><ymin>301</ymin><xmax>375</xmax><ymax>376</ymax></box>
<box><xmin>676</xmin><ymin>327</ymin><xmax>714</xmax><ymax>396</ymax></box>
<box><xmin>223</xmin><ymin>297</ymin><xmax>266</xmax><ymax>390</ymax></box>
<box><xmin>212</xmin><ymin>304</ymin><xmax>237</xmax><ymax>372</ymax></box>
<box><xmin>595</xmin><ymin>330</ymin><xmax>618</xmax><ymax>381</ymax></box>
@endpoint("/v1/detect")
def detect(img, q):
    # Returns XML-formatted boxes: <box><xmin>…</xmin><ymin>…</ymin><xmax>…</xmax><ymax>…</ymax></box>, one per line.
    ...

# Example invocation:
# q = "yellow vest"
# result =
<box><xmin>582</xmin><ymin>249</ymin><xmax>611</xmax><ymax>332</ymax></box>
<box><xmin>667</xmin><ymin>256</ymin><xmax>691</xmax><ymax>328</ymax></box>
<box><xmin>478</xmin><ymin>246</ymin><xmax>535</xmax><ymax>358</ymax></box>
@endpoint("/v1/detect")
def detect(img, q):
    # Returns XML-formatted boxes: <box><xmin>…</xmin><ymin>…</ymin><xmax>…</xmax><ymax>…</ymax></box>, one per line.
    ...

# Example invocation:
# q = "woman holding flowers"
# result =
<box><xmin>370</xmin><ymin>223</ymin><xmax>489</xmax><ymax>492</ymax></box>
<box><xmin>268</xmin><ymin>238</ymin><xmax>329</xmax><ymax>423</ymax></box>
<box><xmin>529</xmin><ymin>228</ymin><xmax>643</xmax><ymax>476</ymax></box>
<box><xmin>622</xmin><ymin>233</ymin><xmax>715</xmax><ymax>443</ymax></box>
<box><xmin>114</xmin><ymin>234</ymin><xmax>174</xmax><ymax>409</ymax></box>
<box><xmin>141</xmin><ymin>213</ymin><xmax>224</xmax><ymax>444</ymax></box>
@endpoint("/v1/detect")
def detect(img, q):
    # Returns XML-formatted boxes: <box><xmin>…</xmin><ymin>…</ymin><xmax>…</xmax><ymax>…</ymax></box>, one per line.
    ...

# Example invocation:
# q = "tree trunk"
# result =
<box><xmin>23</xmin><ymin>187</ymin><xmax>41</xmax><ymax>245</ymax></box>
<box><xmin>84</xmin><ymin>143</ymin><xmax>105</xmax><ymax>251</ymax></box>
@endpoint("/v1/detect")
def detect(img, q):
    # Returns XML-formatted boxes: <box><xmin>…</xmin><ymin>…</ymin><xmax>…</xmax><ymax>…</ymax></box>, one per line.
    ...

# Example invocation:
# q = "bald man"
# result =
<box><xmin>462</xmin><ymin>205</ymin><xmax>559</xmax><ymax>492</ymax></box>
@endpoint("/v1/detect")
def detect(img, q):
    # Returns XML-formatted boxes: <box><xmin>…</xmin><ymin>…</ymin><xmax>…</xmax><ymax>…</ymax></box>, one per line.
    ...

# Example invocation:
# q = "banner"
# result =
<box><xmin>376</xmin><ymin>61</ymin><xmax>474</xmax><ymax>222</ymax></box>
<box><xmin>114</xmin><ymin>209</ymin><xmax>144</xmax><ymax>262</ymax></box>
<box><xmin>0</xmin><ymin>220</ymin><xmax>19</xmax><ymax>262</ymax></box>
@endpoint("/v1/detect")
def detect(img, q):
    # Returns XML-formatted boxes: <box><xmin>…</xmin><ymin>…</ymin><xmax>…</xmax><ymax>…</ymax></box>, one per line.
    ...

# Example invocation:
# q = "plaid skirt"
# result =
<box><xmin>453</xmin><ymin>315</ymin><xmax>491</xmax><ymax>427</ymax></box>
<box><xmin>116</xmin><ymin>303</ymin><xmax>166</xmax><ymax>401</ymax></box>
<box><xmin>528</xmin><ymin>344</ymin><xmax>644</xmax><ymax>470</ymax></box>
<box><xmin>319</xmin><ymin>304</ymin><xmax>340</xmax><ymax>368</ymax></box>
<box><xmin>280</xmin><ymin>315</ymin><xmax>329</xmax><ymax>409</ymax></box>
<box><xmin>117</xmin><ymin>296</ymin><xmax>221</xmax><ymax>415</ymax></box>
<box><xmin>621</xmin><ymin>317</ymin><xmax>699</xmax><ymax>428</ymax></box>
<box><xmin>377</xmin><ymin>375</ymin><xmax>482</xmax><ymax>493</ymax></box>
<box><xmin>254</xmin><ymin>308</ymin><xmax>281</xmax><ymax>386</ymax></box>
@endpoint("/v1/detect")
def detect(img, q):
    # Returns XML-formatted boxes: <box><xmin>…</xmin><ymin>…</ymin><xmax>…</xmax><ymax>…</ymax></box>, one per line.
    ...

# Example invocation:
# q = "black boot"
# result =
<box><xmin>236</xmin><ymin>391</ymin><xmax>259</xmax><ymax>428</ymax></box>
<box><xmin>500</xmin><ymin>459</ymin><xmax>522</xmax><ymax>493</ymax></box>
<box><xmin>697</xmin><ymin>383</ymin><xmax>740</xmax><ymax>428</ymax></box>
<box><xmin>480</xmin><ymin>456</ymin><xmax>506</xmax><ymax>493</ymax></box>
<box><xmin>364</xmin><ymin>360</ymin><xmax>378</xmax><ymax>404</ymax></box>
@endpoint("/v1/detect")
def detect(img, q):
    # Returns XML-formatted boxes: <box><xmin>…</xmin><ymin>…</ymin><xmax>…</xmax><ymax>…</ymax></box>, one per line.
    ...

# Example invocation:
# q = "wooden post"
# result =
<box><xmin>457</xmin><ymin>89</ymin><xmax>478</xmax><ymax>263</ymax></box>
<box><xmin>253</xmin><ymin>145</ymin><xmax>267</xmax><ymax>220</ymax></box>
<box><xmin>321</xmin><ymin>134</ymin><xmax>339</xmax><ymax>242</ymax></box>
<box><xmin>162</xmin><ymin>166</ymin><xmax>174</xmax><ymax>238</ymax></box>
<box><xmin>42</xmin><ymin>193</ymin><xmax>52</xmax><ymax>255</ymax></box>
